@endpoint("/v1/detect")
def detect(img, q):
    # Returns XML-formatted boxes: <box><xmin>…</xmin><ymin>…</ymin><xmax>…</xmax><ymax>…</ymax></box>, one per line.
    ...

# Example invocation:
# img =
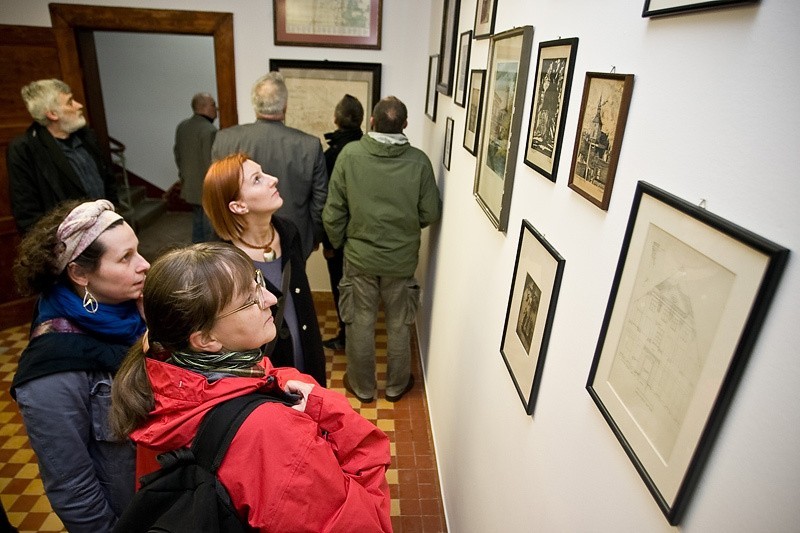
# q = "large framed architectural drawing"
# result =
<box><xmin>501</xmin><ymin>220</ymin><xmax>565</xmax><ymax>415</ymax></box>
<box><xmin>269</xmin><ymin>59</ymin><xmax>381</xmax><ymax>146</ymax></box>
<box><xmin>587</xmin><ymin>181</ymin><xmax>789</xmax><ymax>525</ymax></box>
<box><xmin>273</xmin><ymin>0</ymin><xmax>382</xmax><ymax>49</ymax></box>
<box><xmin>473</xmin><ymin>26</ymin><xmax>534</xmax><ymax>232</ymax></box>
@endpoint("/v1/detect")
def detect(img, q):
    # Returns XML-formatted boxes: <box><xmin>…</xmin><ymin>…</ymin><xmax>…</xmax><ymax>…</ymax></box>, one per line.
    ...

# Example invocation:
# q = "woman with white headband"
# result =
<box><xmin>11</xmin><ymin>199</ymin><xmax>150</xmax><ymax>533</ymax></box>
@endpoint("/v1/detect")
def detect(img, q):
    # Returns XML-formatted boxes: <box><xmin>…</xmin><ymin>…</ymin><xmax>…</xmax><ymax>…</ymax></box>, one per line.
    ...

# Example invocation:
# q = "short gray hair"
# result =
<box><xmin>21</xmin><ymin>79</ymin><xmax>71</xmax><ymax>125</ymax></box>
<box><xmin>251</xmin><ymin>72</ymin><xmax>288</xmax><ymax>117</ymax></box>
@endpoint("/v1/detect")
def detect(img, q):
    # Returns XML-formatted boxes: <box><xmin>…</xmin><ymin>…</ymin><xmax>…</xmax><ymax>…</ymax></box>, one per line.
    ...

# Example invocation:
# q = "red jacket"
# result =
<box><xmin>131</xmin><ymin>358</ymin><xmax>392</xmax><ymax>532</ymax></box>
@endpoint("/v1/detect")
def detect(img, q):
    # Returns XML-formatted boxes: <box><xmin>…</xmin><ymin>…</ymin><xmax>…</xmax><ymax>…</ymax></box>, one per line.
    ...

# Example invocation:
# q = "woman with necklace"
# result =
<box><xmin>203</xmin><ymin>152</ymin><xmax>326</xmax><ymax>386</ymax></box>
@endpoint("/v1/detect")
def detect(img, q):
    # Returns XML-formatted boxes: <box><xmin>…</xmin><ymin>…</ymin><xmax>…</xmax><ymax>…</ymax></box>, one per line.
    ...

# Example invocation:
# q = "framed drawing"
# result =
<box><xmin>523</xmin><ymin>38</ymin><xmax>579</xmax><ymax>182</ymax></box>
<box><xmin>454</xmin><ymin>30</ymin><xmax>473</xmax><ymax>107</ymax></box>
<box><xmin>567</xmin><ymin>72</ymin><xmax>634</xmax><ymax>210</ymax></box>
<box><xmin>273</xmin><ymin>0</ymin><xmax>382</xmax><ymax>49</ymax></box>
<box><xmin>269</xmin><ymin>59</ymin><xmax>381</xmax><ymax>146</ymax></box>
<box><xmin>587</xmin><ymin>181</ymin><xmax>789</xmax><ymax>525</ymax></box>
<box><xmin>443</xmin><ymin>117</ymin><xmax>454</xmax><ymax>170</ymax></box>
<box><xmin>501</xmin><ymin>220</ymin><xmax>565</xmax><ymax>415</ymax></box>
<box><xmin>473</xmin><ymin>26</ymin><xmax>534</xmax><ymax>232</ymax></box>
<box><xmin>425</xmin><ymin>55</ymin><xmax>439</xmax><ymax>121</ymax></box>
<box><xmin>473</xmin><ymin>0</ymin><xmax>498</xmax><ymax>39</ymax></box>
<box><xmin>643</xmin><ymin>0</ymin><xmax>758</xmax><ymax>17</ymax></box>
<box><xmin>437</xmin><ymin>0</ymin><xmax>461</xmax><ymax>96</ymax></box>
<box><xmin>463</xmin><ymin>69</ymin><xmax>485</xmax><ymax>155</ymax></box>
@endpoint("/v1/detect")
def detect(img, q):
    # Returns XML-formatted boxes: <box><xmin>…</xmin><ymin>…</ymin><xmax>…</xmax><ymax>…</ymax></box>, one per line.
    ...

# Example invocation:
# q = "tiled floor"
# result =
<box><xmin>0</xmin><ymin>211</ymin><xmax>447</xmax><ymax>532</ymax></box>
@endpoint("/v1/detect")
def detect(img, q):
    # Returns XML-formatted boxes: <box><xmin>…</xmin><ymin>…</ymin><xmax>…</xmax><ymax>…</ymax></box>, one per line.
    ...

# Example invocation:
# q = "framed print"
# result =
<box><xmin>436</xmin><ymin>0</ymin><xmax>461</xmax><ymax>96</ymax></box>
<box><xmin>567</xmin><ymin>72</ymin><xmax>634</xmax><ymax>211</ymax></box>
<box><xmin>501</xmin><ymin>220</ymin><xmax>565</xmax><ymax>415</ymax></box>
<box><xmin>523</xmin><ymin>38</ymin><xmax>579</xmax><ymax>182</ymax></box>
<box><xmin>443</xmin><ymin>117</ymin><xmax>454</xmax><ymax>170</ymax></box>
<box><xmin>473</xmin><ymin>26</ymin><xmax>534</xmax><ymax>232</ymax></box>
<box><xmin>269</xmin><ymin>59</ymin><xmax>381</xmax><ymax>146</ymax></box>
<box><xmin>473</xmin><ymin>0</ymin><xmax>498</xmax><ymax>39</ymax></box>
<box><xmin>273</xmin><ymin>0</ymin><xmax>382</xmax><ymax>49</ymax></box>
<box><xmin>425</xmin><ymin>55</ymin><xmax>439</xmax><ymax>122</ymax></box>
<box><xmin>463</xmin><ymin>69</ymin><xmax>485</xmax><ymax>155</ymax></box>
<box><xmin>643</xmin><ymin>0</ymin><xmax>758</xmax><ymax>17</ymax></box>
<box><xmin>587</xmin><ymin>181</ymin><xmax>789</xmax><ymax>525</ymax></box>
<box><xmin>454</xmin><ymin>30</ymin><xmax>473</xmax><ymax>107</ymax></box>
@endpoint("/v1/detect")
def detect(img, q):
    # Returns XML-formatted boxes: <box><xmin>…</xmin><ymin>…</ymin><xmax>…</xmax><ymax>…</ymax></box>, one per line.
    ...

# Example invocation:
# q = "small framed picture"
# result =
<box><xmin>501</xmin><ymin>220</ymin><xmax>565</xmax><ymax>415</ymax></box>
<box><xmin>567</xmin><ymin>72</ymin><xmax>635</xmax><ymax>210</ymax></box>
<box><xmin>444</xmin><ymin>117</ymin><xmax>454</xmax><ymax>170</ymax></box>
<box><xmin>523</xmin><ymin>38</ymin><xmax>579</xmax><ymax>182</ymax></box>
<box><xmin>473</xmin><ymin>0</ymin><xmax>498</xmax><ymax>39</ymax></box>
<box><xmin>587</xmin><ymin>181</ymin><xmax>788</xmax><ymax>524</ymax></box>
<box><xmin>425</xmin><ymin>54</ymin><xmax>439</xmax><ymax>122</ymax></box>
<box><xmin>463</xmin><ymin>69</ymin><xmax>485</xmax><ymax>155</ymax></box>
<box><xmin>272</xmin><ymin>0</ymin><xmax>382</xmax><ymax>49</ymax></box>
<box><xmin>436</xmin><ymin>0</ymin><xmax>461</xmax><ymax>96</ymax></box>
<box><xmin>643</xmin><ymin>0</ymin><xmax>758</xmax><ymax>17</ymax></box>
<box><xmin>454</xmin><ymin>30</ymin><xmax>473</xmax><ymax>107</ymax></box>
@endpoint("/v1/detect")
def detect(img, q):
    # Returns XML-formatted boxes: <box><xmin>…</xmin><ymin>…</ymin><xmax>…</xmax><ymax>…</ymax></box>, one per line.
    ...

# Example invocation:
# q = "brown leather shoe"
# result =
<box><xmin>343</xmin><ymin>374</ymin><xmax>374</xmax><ymax>403</ymax></box>
<box><xmin>386</xmin><ymin>375</ymin><xmax>415</xmax><ymax>403</ymax></box>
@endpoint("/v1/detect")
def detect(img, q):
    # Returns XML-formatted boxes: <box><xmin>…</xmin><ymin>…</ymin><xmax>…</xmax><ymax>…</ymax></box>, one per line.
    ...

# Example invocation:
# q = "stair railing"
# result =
<box><xmin>109</xmin><ymin>136</ymin><xmax>133</xmax><ymax>211</ymax></box>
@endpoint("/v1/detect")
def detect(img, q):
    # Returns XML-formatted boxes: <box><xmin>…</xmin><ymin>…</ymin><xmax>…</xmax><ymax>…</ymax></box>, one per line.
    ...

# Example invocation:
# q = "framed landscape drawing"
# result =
<box><xmin>473</xmin><ymin>26</ymin><xmax>534</xmax><ymax>232</ymax></box>
<box><xmin>269</xmin><ymin>59</ymin><xmax>381</xmax><ymax>146</ymax></box>
<box><xmin>643</xmin><ymin>0</ymin><xmax>758</xmax><ymax>17</ymax></box>
<box><xmin>587</xmin><ymin>181</ymin><xmax>789</xmax><ymax>525</ymax></box>
<box><xmin>437</xmin><ymin>0</ymin><xmax>461</xmax><ymax>96</ymax></box>
<box><xmin>501</xmin><ymin>220</ymin><xmax>565</xmax><ymax>415</ymax></box>
<box><xmin>454</xmin><ymin>30</ymin><xmax>473</xmax><ymax>107</ymax></box>
<box><xmin>463</xmin><ymin>69</ymin><xmax>485</xmax><ymax>155</ymax></box>
<box><xmin>426</xmin><ymin>54</ymin><xmax>439</xmax><ymax>121</ymax></box>
<box><xmin>473</xmin><ymin>0</ymin><xmax>498</xmax><ymax>39</ymax></box>
<box><xmin>444</xmin><ymin>117</ymin><xmax>454</xmax><ymax>170</ymax></box>
<box><xmin>273</xmin><ymin>0</ymin><xmax>382</xmax><ymax>49</ymax></box>
<box><xmin>523</xmin><ymin>38</ymin><xmax>579</xmax><ymax>182</ymax></box>
<box><xmin>567</xmin><ymin>72</ymin><xmax>634</xmax><ymax>210</ymax></box>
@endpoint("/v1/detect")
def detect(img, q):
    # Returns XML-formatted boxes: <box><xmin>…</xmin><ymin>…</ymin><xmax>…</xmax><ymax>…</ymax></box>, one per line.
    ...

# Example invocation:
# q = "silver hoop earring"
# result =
<box><xmin>82</xmin><ymin>286</ymin><xmax>99</xmax><ymax>314</ymax></box>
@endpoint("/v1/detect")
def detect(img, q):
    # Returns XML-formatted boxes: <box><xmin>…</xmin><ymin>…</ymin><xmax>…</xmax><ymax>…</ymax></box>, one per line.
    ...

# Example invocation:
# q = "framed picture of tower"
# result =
<box><xmin>567</xmin><ymin>72</ymin><xmax>634</xmax><ymax>210</ymax></box>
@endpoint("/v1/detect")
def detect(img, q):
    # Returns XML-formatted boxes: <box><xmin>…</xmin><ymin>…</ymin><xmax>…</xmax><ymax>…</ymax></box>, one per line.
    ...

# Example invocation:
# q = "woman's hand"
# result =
<box><xmin>285</xmin><ymin>380</ymin><xmax>314</xmax><ymax>412</ymax></box>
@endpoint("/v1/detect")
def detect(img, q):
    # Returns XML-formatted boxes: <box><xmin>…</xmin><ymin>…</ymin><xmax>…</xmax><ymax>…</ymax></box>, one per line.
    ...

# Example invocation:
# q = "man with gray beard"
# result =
<box><xmin>7</xmin><ymin>79</ymin><xmax>118</xmax><ymax>233</ymax></box>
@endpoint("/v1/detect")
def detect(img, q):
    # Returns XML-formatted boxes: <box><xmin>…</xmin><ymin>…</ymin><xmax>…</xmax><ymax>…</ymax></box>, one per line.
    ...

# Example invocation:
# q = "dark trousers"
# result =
<box><xmin>324</xmin><ymin>246</ymin><xmax>345</xmax><ymax>338</ymax></box>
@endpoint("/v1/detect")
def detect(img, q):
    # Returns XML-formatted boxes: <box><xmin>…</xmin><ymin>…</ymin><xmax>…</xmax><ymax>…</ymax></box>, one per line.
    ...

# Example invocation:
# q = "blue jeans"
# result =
<box><xmin>191</xmin><ymin>204</ymin><xmax>214</xmax><ymax>243</ymax></box>
<box><xmin>339</xmin><ymin>258</ymin><xmax>420</xmax><ymax>399</ymax></box>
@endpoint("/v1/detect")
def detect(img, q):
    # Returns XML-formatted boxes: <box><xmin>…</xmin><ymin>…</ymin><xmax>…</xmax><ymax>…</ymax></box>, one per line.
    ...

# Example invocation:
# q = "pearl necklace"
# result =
<box><xmin>236</xmin><ymin>224</ymin><xmax>277</xmax><ymax>262</ymax></box>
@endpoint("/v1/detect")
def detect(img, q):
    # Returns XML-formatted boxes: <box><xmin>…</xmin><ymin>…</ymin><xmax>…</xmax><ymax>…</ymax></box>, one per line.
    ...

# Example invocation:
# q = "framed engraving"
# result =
<box><xmin>463</xmin><ymin>69</ymin><xmax>485</xmax><ymax>155</ymax></box>
<box><xmin>643</xmin><ymin>0</ymin><xmax>758</xmax><ymax>17</ymax></box>
<box><xmin>269</xmin><ymin>59</ymin><xmax>381</xmax><ymax>146</ymax></box>
<box><xmin>501</xmin><ymin>220</ymin><xmax>565</xmax><ymax>415</ymax></box>
<box><xmin>473</xmin><ymin>26</ymin><xmax>534</xmax><ymax>232</ymax></box>
<box><xmin>567</xmin><ymin>72</ymin><xmax>634</xmax><ymax>210</ymax></box>
<box><xmin>473</xmin><ymin>0</ymin><xmax>498</xmax><ymax>39</ymax></box>
<box><xmin>273</xmin><ymin>0</ymin><xmax>382</xmax><ymax>49</ymax></box>
<box><xmin>426</xmin><ymin>54</ymin><xmax>439</xmax><ymax>122</ymax></box>
<box><xmin>437</xmin><ymin>0</ymin><xmax>461</xmax><ymax>96</ymax></box>
<box><xmin>443</xmin><ymin>117</ymin><xmax>454</xmax><ymax>170</ymax></box>
<box><xmin>587</xmin><ymin>181</ymin><xmax>789</xmax><ymax>525</ymax></box>
<box><xmin>523</xmin><ymin>38</ymin><xmax>579</xmax><ymax>182</ymax></box>
<box><xmin>454</xmin><ymin>30</ymin><xmax>473</xmax><ymax>107</ymax></box>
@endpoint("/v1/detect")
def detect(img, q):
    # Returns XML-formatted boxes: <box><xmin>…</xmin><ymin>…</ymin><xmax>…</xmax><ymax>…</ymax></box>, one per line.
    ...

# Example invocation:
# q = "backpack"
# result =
<box><xmin>114</xmin><ymin>391</ymin><xmax>296</xmax><ymax>533</ymax></box>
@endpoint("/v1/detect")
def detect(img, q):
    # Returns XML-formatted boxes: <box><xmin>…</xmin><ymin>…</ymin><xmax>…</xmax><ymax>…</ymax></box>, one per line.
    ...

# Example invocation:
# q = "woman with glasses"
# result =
<box><xmin>110</xmin><ymin>242</ymin><xmax>391</xmax><ymax>531</ymax></box>
<box><xmin>202</xmin><ymin>152</ymin><xmax>326</xmax><ymax>386</ymax></box>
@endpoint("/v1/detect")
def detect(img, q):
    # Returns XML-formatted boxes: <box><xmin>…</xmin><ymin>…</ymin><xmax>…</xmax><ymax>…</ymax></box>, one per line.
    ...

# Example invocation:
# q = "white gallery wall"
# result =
<box><xmin>3</xmin><ymin>0</ymin><xmax>800</xmax><ymax>531</ymax></box>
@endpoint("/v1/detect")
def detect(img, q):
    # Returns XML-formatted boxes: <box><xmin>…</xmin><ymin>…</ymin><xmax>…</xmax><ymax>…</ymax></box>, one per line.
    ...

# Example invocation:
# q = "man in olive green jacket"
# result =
<box><xmin>323</xmin><ymin>96</ymin><xmax>442</xmax><ymax>404</ymax></box>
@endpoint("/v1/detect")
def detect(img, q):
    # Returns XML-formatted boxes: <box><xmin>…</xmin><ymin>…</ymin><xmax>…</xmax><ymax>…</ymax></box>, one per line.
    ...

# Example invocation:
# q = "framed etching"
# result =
<box><xmin>425</xmin><ymin>55</ymin><xmax>439</xmax><ymax>122</ymax></box>
<box><xmin>567</xmin><ymin>72</ymin><xmax>634</xmax><ymax>210</ymax></box>
<box><xmin>437</xmin><ymin>0</ymin><xmax>461</xmax><ymax>96</ymax></box>
<box><xmin>587</xmin><ymin>181</ymin><xmax>789</xmax><ymax>525</ymax></box>
<box><xmin>454</xmin><ymin>30</ymin><xmax>473</xmax><ymax>107</ymax></box>
<box><xmin>463</xmin><ymin>69</ymin><xmax>485</xmax><ymax>155</ymax></box>
<box><xmin>269</xmin><ymin>59</ymin><xmax>381</xmax><ymax>146</ymax></box>
<box><xmin>444</xmin><ymin>117</ymin><xmax>454</xmax><ymax>170</ymax></box>
<box><xmin>273</xmin><ymin>0</ymin><xmax>382</xmax><ymax>49</ymax></box>
<box><xmin>643</xmin><ymin>0</ymin><xmax>758</xmax><ymax>17</ymax></box>
<box><xmin>473</xmin><ymin>0</ymin><xmax>498</xmax><ymax>39</ymax></box>
<box><xmin>523</xmin><ymin>38</ymin><xmax>579</xmax><ymax>182</ymax></box>
<box><xmin>473</xmin><ymin>26</ymin><xmax>534</xmax><ymax>232</ymax></box>
<box><xmin>501</xmin><ymin>220</ymin><xmax>565</xmax><ymax>415</ymax></box>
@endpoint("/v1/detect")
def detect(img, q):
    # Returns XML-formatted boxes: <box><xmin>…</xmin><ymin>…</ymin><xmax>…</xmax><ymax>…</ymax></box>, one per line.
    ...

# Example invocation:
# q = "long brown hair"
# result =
<box><xmin>202</xmin><ymin>152</ymin><xmax>248</xmax><ymax>241</ymax></box>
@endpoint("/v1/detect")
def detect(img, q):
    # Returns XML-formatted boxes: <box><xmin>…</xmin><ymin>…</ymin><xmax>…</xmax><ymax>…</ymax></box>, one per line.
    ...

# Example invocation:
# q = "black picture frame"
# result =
<box><xmin>463</xmin><ymin>69</ymin><xmax>485</xmax><ymax>155</ymax></box>
<box><xmin>426</xmin><ymin>54</ymin><xmax>439</xmax><ymax>122</ymax></box>
<box><xmin>436</xmin><ymin>0</ymin><xmax>461</xmax><ymax>96</ymax></box>
<box><xmin>454</xmin><ymin>30</ymin><xmax>473</xmax><ymax>107</ymax></box>
<box><xmin>501</xmin><ymin>220</ymin><xmax>565</xmax><ymax>415</ymax></box>
<box><xmin>643</xmin><ymin>0</ymin><xmax>759</xmax><ymax>17</ymax></box>
<box><xmin>473</xmin><ymin>0</ymin><xmax>498</xmax><ymax>39</ymax></box>
<box><xmin>587</xmin><ymin>181</ymin><xmax>789</xmax><ymax>525</ymax></box>
<box><xmin>444</xmin><ymin>116</ymin><xmax>454</xmax><ymax>170</ymax></box>
<box><xmin>523</xmin><ymin>38</ymin><xmax>579</xmax><ymax>182</ymax></box>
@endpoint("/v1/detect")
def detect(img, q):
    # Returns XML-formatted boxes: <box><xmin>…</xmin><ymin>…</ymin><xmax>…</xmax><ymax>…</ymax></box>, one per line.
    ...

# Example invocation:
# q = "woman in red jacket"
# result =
<box><xmin>110</xmin><ymin>242</ymin><xmax>391</xmax><ymax>532</ymax></box>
